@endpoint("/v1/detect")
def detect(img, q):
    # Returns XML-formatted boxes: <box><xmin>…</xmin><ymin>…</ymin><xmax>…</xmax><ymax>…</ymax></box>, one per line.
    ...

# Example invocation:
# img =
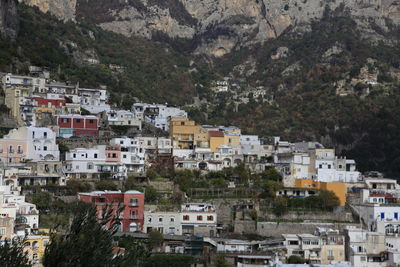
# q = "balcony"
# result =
<box><xmin>327</xmin><ymin>256</ymin><xmax>335</xmax><ymax>261</ymax></box>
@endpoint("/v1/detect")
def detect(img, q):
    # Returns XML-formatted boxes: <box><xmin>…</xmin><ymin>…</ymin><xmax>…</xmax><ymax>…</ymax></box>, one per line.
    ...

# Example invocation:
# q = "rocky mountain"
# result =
<box><xmin>1</xmin><ymin>2</ymin><xmax>400</xmax><ymax>177</ymax></box>
<box><xmin>21</xmin><ymin>0</ymin><xmax>400</xmax><ymax>56</ymax></box>
<box><xmin>0</xmin><ymin>0</ymin><xmax>19</xmax><ymax>38</ymax></box>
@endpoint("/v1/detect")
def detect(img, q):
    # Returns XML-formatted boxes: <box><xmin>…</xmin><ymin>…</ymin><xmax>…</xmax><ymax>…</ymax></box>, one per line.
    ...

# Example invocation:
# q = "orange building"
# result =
<box><xmin>295</xmin><ymin>179</ymin><xmax>346</xmax><ymax>206</ymax></box>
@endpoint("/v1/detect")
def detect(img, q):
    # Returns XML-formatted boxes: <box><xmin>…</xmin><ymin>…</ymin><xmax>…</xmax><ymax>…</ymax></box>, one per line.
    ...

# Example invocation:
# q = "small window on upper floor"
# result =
<box><xmin>94</xmin><ymin>153</ymin><xmax>98</xmax><ymax>159</ymax></box>
<box><xmin>44</xmin><ymin>132</ymin><xmax>47</xmax><ymax>138</ymax></box>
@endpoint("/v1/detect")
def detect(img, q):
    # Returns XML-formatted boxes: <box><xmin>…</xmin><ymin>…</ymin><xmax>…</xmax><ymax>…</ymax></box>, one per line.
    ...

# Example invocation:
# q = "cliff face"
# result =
<box><xmin>19</xmin><ymin>0</ymin><xmax>400</xmax><ymax>56</ymax></box>
<box><xmin>0</xmin><ymin>0</ymin><xmax>19</xmax><ymax>38</ymax></box>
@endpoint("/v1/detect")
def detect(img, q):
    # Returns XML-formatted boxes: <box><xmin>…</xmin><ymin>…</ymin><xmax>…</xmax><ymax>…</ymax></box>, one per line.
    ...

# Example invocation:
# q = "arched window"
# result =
<box><xmin>129</xmin><ymin>222</ymin><xmax>137</xmax><ymax>232</ymax></box>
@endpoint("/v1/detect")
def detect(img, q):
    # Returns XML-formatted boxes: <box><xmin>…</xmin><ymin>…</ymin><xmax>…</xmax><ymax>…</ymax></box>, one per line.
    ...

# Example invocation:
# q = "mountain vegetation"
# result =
<box><xmin>1</xmin><ymin>4</ymin><xmax>400</xmax><ymax>177</ymax></box>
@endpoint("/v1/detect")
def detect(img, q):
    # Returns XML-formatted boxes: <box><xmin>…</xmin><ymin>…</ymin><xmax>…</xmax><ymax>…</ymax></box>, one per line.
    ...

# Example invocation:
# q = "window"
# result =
<box><xmin>123</xmin><ymin>155</ymin><xmax>127</xmax><ymax>159</ymax></box>
<box><xmin>8</xmin><ymin>145</ymin><xmax>13</xmax><ymax>153</ymax></box>
<box><xmin>43</xmin><ymin>146</ymin><xmax>47</xmax><ymax>151</ymax></box>
<box><xmin>319</xmin><ymin>164</ymin><xmax>322</xmax><ymax>169</ymax></box>
<box><xmin>147</xmin><ymin>216</ymin><xmax>152</xmax><ymax>223</ymax></box>
<box><xmin>207</xmin><ymin>216</ymin><xmax>214</xmax><ymax>221</ymax></box>
<box><xmin>73</xmin><ymin>154</ymin><xmax>76</xmax><ymax>158</ymax></box>
<box><xmin>89</xmin><ymin>120</ymin><xmax>94</xmax><ymax>124</ymax></box>
<box><xmin>183</xmin><ymin>215</ymin><xmax>189</xmax><ymax>221</ymax></box>
<box><xmin>17</xmin><ymin>145</ymin><xmax>22</xmax><ymax>153</ymax></box>
<box><xmin>147</xmin><ymin>141</ymin><xmax>151</xmax><ymax>146</ymax></box>
<box><xmin>76</xmin><ymin>119</ymin><xmax>81</xmax><ymax>123</ymax></box>
<box><xmin>158</xmin><ymin>217</ymin><xmax>163</xmax><ymax>222</ymax></box>
<box><xmin>0</xmin><ymin>228</ymin><xmax>5</xmax><ymax>235</ymax></box>
<box><xmin>328</xmin><ymin>164</ymin><xmax>331</xmax><ymax>169</ymax></box>
<box><xmin>303</xmin><ymin>240</ymin><xmax>311</xmax><ymax>245</ymax></box>
<box><xmin>44</xmin><ymin>132</ymin><xmax>47</xmax><ymax>138</ymax></box>
<box><xmin>197</xmin><ymin>215</ymin><xmax>203</xmax><ymax>221</ymax></box>
<box><xmin>120</xmin><ymin>141</ymin><xmax>123</xmax><ymax>144</ymax></box>
<box><xmin>32</xmin><ymin>131</ymin><xmax>35</xmax><ymax>138</ymax></box>
<box><xmin>94</xmin><ymin>153</ymin><xmax>98</xmax><ymax>159</ymax></box>
<box><xmin>112</xmin><ymin>153</ymin><xmax>117</xmax><ymax>158</ymax></box>
<box><xmin>170</xmin><ymin>217</ymin><xmax>175</xmax><ymax>222</ymax></box>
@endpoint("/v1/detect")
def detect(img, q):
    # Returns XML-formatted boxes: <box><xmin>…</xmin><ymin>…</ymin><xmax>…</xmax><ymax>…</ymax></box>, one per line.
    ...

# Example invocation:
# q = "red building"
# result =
<box><xmin>32</xmin><ymin>97</ymin><xmax>66</xmax><ymax>108</ymax></box>
<box><xmin>57</xmin><ymin>114</ymin><xmax>99</xmax><ymax>137</ymax></box>
<box><xmin>78</xmin><ymin>190</ymin><xmax>145</xmax><ymax>232</ymax></box>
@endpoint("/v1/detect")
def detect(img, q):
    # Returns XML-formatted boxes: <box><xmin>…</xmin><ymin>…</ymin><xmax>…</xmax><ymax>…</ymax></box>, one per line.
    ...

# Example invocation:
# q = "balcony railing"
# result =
<box><xmin>327</xmin><ymin>256</ymin><xmax>335</xmax><ymax>261</ymax></box>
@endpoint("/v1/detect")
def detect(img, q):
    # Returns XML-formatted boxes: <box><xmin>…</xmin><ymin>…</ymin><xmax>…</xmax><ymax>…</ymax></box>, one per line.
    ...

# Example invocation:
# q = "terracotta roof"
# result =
<box><xmin>209</xmin><ymin>131</ymin><xmax>224</xmax><ymax>137</ymax></box>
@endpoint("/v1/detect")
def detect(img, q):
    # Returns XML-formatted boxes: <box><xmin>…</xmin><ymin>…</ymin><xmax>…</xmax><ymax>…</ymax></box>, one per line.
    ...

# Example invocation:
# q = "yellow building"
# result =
<box><xmin>224</xmin><ymin>134</ymin><xmax>240</xmax><ymax>147</ymax></box>
<box><xmin>209</xmin><ymin>130</ymin><xmax>225</xmax><ymax>153</ymax></box>
<box><xmin>295</xmin><ymin>179</ymin><xmax>346</xmax><ymax>206</ymax></box>
<box><xmin>24</xmin><ymin>235</ymin><xmax>49</xmax><ymax>266</ymax></box>
<box><xmin>170</xmin><ymin>117</ymin><xmax>201</xmax><ymax>149</ymax></box>
<box><xmin>4</xmin><ymin>87</ymin><xmax>31</xmax><ymax>125</ymax></box>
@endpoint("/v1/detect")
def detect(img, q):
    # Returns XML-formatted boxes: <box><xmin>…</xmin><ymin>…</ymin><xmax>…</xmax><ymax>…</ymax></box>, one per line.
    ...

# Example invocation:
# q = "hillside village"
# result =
<box><xmin>0</xmin><ymin>70</ymin><xmax>400</xmax><ymax>267</ymax></box>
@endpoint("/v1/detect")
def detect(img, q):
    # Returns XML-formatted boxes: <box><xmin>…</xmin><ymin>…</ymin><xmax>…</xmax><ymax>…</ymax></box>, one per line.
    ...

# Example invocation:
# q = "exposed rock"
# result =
<box><xmin>22</xmin><ymin>0</ymin><xmax>76</xmax><ymax>21</ymax></box>
<box><xmin>271</xmin><ymin>46</ymin><xmax>289</xmax><ymax>60</ymax></box>
<box><xmin>21</xmin><ymin>0</ymin><xmax>400</xmax><ymax>56</ymax></box>
<box><xmin>0</xmin><ymin>0</ymin><xmax>19</xmax><ymax>39</ymax></box>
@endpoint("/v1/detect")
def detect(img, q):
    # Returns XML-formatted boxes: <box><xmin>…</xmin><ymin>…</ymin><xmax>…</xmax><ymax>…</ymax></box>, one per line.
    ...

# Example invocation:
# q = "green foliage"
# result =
<box><xmin>147</xmin><ymin>230</ymin><xmax>164</xmax><ymax>251</ymax></box>
<box><xmin>146</xmin><ymin>169</ymin><xmax>160</xmax><ymax>179</ymax></box>
<box><xmin>272</xmin><ymin>196</ymin><xmax>288</xmax><ymax>218</ymax></box>
<box><xmin>66</xmin><ymin>179</ymin><xmax>91</xmax><ymax>195</ymax></box>
<box><xmin>124</xmin><ymin>176</ymin><xmax>138</xmax><ymax>191</ymax></box>
<box><xmin>215</xmin><ymin>255</ymin><xmax>230</xmax><ymax>267</ymax></box>
<box><xmin>95</xmin><ymin>180</ymin><xmax>118</xmax><ymax>191</ymax></box>
<box><xmin>287</xmin><ymin>255</ymin><xmax>308</xmax><ymax>264</ymax></box>
<box><xmin>116</xmin><ymin>236</ymin><xmax>150</xmax><ymax>267</ymax></box>
<box><xmin>0</xmin><ymin>240</ymin><xmax>31</xmax><ymax>267</ymax></box>
<box><xmin>287</xmin><ymin>190</ymin><xmax>340</xmax><ymax>211</ymax></box>
<box><xmin>43</xmin><ymin>201</ymin><xmax>140</xmax><ymax>267</ymax></box>
<box><xmin>261</xmin><ymin>180</ymin><xmax>283</xmax><ymax>199</ymax></box>
<box><xmin>31</xmin><ymin>191</ymin><xmax>51</xmax><ymax>212</ymax></box>
<box><xmin>144</xmin><ymin>187</ymin><xmax>160</xmax><ymax>203</ymax></box>
<box><xmin>144</xmin><ymin>254</ymin><xmax>195</xmax><ymax>267</ymax></box>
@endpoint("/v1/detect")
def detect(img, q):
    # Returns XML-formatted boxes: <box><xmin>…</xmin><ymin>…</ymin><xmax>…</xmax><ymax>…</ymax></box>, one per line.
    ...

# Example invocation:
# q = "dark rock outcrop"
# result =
<box><xmin>0</xmin><ymin>0</ymin><xmax>19</xmax><ymax>39</ymax></box>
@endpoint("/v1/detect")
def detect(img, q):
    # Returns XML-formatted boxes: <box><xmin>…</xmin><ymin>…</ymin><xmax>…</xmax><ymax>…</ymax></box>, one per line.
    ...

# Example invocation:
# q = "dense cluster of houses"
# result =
<box><xmin>1</xmin><ymin>72</ymin><xmax>400</xmax><ymax>266</ymax></box>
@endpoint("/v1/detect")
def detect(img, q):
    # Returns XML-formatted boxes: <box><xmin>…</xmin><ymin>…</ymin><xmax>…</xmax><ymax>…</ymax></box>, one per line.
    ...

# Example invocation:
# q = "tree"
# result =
<box><xmin>95</xmin><ymin>180</ymin><xmax>118</xmax><ymax>191</ymax></box>
<box><xmin>0</xmin><ymin>240</ymin><xmax>31</xmax><ymax>267</ymax></box>
<box><xmin>145</xmin><ymin>187</ymin><xmax>159</xmax><ymax>203</ymax></box>
<box><xmin>318</xmin><ymin>190</ymin><xmax>340</xmax><ymax>210</ymax></box>
<box><xmin>31</xmin><ymin>191</ymin><xmax>51</xmax><ymax>212</ymax></box>
<box><xmin>215</xmin><ymin>255</ymin><xmax>229</xmax><ymax>267</ymax></box>
<box><xmin>144</xmin><ymin>254</ymin><xmax>195</xmax><ymax>267</ymax></box>
<box><xmin>43</xmin><ymin>202</ymin><xmax>141</xmax><ymax>267</ymax></box>
<box><xmin>124</xmin><ymin>176</ymin><xmax>138</xmax><ymax>191</ymax></box>
<box><xmin>287</xmin><ymin>255</ymin><xmax>308</xmax><ymax>264</ymax></box>
<box><xmin>66</xmin><ymin>179</ymin><xmax>91</xmax><ymax>195</ymax></box>
<box><xmin>262</xmin><ymin>180</ymin><xmax>283</xmax><ymax>199</ymax></box>
<box><xmin>116</xmin><ymin>236</ymin><xmax>150</xmax><ymax>267</ymax></box>
<box><xmin>272</xmin><ymin>196</ymin><xmax>288</xmax><ymax>218</ymax></box>
<box><xmin>146</xmin><ymin>169</ymin><xmax>159</xmax><ymax>179</ymax></box>
<box><xmin>147</xmin><ymin>230</ymin><xmax>164</xmax><ymax>251</ymax></box>
<box><xmin>263</xmin><ymin>168</ymin><xmax>282</xmax><ymax>181</ymax></box>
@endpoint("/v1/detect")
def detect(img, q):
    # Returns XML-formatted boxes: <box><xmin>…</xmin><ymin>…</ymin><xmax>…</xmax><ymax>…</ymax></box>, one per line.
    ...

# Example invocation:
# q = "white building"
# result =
<box><xmin>78</xmin><ymin>88</ymin><xmax>110</xmax><ymax>114</ymax></box>
<box><xmin>181</xmin><ymin>203</ymin><xmax>217</xmax><ymax>237</ymax></box>
<box><xmin>107</xmin><ymin>110</ymin><xmax>141</xmax><ymax>129</ymax></box>
<box><xmin>0</xmin><ymin>185</ymin><xmax>39</xmax><ymax>236</ymax></box>
<box><xmin>0</xmin><ymin>127</ymin><xmax>60</xmax><ymax>165</ymax></box>
<box><xmin>64</xmin><ymin>146</ymin><xmax>106</xmax><ymax>179</ymax></box>
<box><xmin>143</xmin><ymin>210</ymin><xmax>181</xmax><ymax>235</ymax></box>
<box><xmin>344</xmin><ymin>226</ymin><xmax>388</xmax><ymax>267</ymax></box>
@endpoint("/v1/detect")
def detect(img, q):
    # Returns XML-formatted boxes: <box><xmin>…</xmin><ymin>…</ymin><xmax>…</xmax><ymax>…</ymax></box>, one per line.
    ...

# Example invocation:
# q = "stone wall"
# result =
<box><xmin>257</xmin><ymin>221</ymin><xmax>360</xmax><ymax>238</ymax></box>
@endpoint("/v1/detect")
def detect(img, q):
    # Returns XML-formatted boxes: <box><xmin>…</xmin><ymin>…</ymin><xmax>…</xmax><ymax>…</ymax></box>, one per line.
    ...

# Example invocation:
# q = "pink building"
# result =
<box><xmin>106</xmin><ymin>145</ymin><xmax>121</xmax><ymax>162</ymax></box>
<box><xmin>78</xmin><ymin>191</ymin><xmax>145</xmax><ymax>232</ymax></box>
